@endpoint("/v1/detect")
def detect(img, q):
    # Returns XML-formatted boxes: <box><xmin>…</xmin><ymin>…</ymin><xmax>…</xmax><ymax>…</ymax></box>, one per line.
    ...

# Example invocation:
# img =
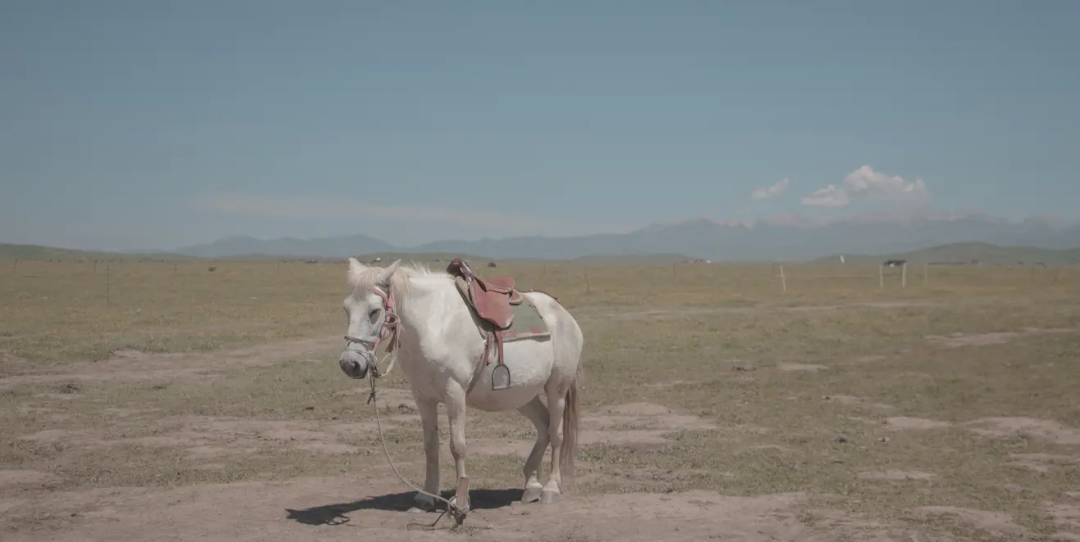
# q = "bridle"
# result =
<box><xmin>343</xmin><ymin>285</ymin><xmax>400</xmax><ymax>378</ymax></box>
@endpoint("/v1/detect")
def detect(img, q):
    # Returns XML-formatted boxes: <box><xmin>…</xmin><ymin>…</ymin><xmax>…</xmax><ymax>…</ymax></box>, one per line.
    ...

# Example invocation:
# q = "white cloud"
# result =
<box><xmin>800</xmin><ymin>185</ymin><xmax>850</xmax><ymax>207</ymax></box>
<box><xmin>842</xmin><ymin>165</ymin><xmax>928</xmax><ymax>200</ymax></box>
<box><xmin>751</xmin><ymin>178</ymin><xmax>790</xmax><ymax>200</ymax></box>
<box><xmin>193</xmin><ymin>193</ymin><xmax>627</xmax><ymax>237</ymax></box>
<box><xmin>801</xmin><ymin>166</ymin><xmax>928</xmax><ymax>208</ymax></box>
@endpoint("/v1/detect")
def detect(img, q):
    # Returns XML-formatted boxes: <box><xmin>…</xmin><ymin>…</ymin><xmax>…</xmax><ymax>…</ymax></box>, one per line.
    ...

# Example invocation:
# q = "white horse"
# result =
<box><xmin>338</xmin><ymin>258</ymin><xmax>585</xmax><ymax>514</ymax></box>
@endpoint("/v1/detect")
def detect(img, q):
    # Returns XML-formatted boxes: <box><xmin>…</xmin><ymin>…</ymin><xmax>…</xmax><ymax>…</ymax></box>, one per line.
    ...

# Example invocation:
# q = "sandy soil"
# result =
<box><xmin>0</xmin><ymin>474</ymin><xmax>841</xmax><ymax>542</ymax></box>
<box><xmin>4</xmin><ymin>330</ymin><xmax>1080</xmax><ymax>541</ymax></box>
<box><xmin>0</xmin><ymin>338</ymin><xmax>892</xmax><ymax>542</ymax></box>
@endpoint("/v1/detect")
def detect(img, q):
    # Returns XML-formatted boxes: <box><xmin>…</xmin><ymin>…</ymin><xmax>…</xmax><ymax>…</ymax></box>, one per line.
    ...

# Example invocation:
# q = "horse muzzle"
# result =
<box><xmin>338</xmin><ymin>349</ymin><xmax>373</xmax><ymax>379</ymax></box>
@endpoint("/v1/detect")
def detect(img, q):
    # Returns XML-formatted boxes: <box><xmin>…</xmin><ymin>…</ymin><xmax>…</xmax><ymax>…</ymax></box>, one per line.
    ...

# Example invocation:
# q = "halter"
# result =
<box><xmin>343</xmin><ymin>285</ymin><xmax>400</xmax><ymax>378</ymax></box>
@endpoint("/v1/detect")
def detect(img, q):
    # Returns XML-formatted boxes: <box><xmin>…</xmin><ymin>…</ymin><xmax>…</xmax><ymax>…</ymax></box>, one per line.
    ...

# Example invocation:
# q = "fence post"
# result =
<box><xmin>584</xmin><ymin>268</ymin><xmax>591</xmax><ymax>294</ymax></box>
<box><xmin>901</xmin><ymin>263</ymin><xmax>907</xmax><ymax>288</ymax></box>
<box><xmin>779</xmin><ymin>264</ymin><xmax>787</xmax><ymax>293</ymax></box>
<box><xmin>106</xmin><ymin>264</ymin><xmax>112</xmax><ymax>306</ymax></box>
<box><xmin>879</xmin><ymin>264</ymin><xmax>884</xmax><ymax>289</ymax></box>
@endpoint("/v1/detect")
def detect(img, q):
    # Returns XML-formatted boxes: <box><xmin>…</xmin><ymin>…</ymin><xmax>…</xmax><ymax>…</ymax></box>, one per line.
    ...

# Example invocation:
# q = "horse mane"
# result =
<box><xmin>347</xmin><ymin>260</ymin><xmax>449</xmax><ymax>302</ymax></box>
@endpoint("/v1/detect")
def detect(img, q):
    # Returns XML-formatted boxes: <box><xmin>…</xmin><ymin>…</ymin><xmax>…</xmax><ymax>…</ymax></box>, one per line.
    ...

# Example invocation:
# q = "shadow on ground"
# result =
<box><xmin>285</xmin><ymin>488</ymin><xmax>522</xmax><ymax>526</ymax></box>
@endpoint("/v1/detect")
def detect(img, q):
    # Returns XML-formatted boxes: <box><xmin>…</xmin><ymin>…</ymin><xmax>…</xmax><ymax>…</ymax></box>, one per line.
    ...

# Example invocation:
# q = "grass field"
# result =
<box><xmin>2</xmin><ymin>259</ymin><xmax>1079</xmax><ymax>541</ymax></box>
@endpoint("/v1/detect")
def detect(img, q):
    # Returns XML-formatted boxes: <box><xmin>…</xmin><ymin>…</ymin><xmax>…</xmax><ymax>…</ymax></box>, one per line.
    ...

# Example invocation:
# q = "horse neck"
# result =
<box><xmin>392</xmin><ymin>273</ymin><xmax>460</xmax><ymax>344</ymax></box>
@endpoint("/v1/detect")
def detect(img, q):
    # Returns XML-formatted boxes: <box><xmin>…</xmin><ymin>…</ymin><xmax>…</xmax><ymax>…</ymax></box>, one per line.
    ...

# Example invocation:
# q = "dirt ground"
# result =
<box><xmin>0</xmin><ymin>337</ymin><xmax>898</xmax><ymax>542</ymax></box>
<box><xmin>2</xmin><ymin>261</ymin><xmax>1079</xmax><ymax>541</ymax></box>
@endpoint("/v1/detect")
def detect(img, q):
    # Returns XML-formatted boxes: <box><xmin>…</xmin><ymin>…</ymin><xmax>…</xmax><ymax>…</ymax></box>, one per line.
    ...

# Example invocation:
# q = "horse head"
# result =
<box><xmin>339</xmin><ymin>258</ymin><xmax>401</xmax><ymax>379</ymax></box>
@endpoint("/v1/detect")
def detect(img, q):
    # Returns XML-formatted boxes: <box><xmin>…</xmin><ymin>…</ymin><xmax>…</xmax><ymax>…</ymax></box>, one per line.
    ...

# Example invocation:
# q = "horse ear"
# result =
<box><xmin>376</xmin><ymin>259</ymin><xmax>401</xmax><ymax>286</ymax></box>
<box><xmin>348</xmin><ymin>257</ymin><xmax>365</xmax><ymax>278</ymax></box>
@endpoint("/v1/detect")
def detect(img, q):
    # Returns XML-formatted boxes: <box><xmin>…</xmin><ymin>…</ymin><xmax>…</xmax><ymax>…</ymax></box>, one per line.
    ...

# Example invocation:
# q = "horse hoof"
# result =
<box><xmin>539</xmin><ymin>490</ymin><xmax>561</xmax><ymax>504</ymax></box>
<box><xmin>447</xmin><ymin>496</ymin><xmax>470</xmax><ymax>516</ymax></box>
<box><xmin>522</xmin><ymin>487</ymin><xmax>543</xmax><ymax>503</ymax></box>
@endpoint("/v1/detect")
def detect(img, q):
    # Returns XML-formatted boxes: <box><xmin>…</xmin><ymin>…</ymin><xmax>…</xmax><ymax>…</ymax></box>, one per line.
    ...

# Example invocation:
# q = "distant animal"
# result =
<box><xmin>487</xmin><ymin>261</ymin><xmax>498</xmax><ymax>268</ymax></box>
<box><xmin>883</xmin><ymin>259</ymin><xmax>907</xmax><ymax>268</ymax></box>
<box><xmin>337</xmin><ymin>258</ymin><xmax>584</xmax><ymax>515</ymax></box>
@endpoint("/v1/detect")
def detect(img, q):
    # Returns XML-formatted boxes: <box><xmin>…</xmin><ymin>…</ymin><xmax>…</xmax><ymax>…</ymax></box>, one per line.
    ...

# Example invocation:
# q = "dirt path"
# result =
<box><xmin>1</xmin><ymin>475</ymin><xmax>850</xmax><ymax>542</ymax></box>
<box><xmin>0</xmin><ymin>332</ymin><xmax>907</xmax><ymax>541</ymax></box>
<box><xmin>0</xmin><ymin>335</ymin><xmax>342</xmax><ymax>389</ymax></box>
<box><xmin>6</xmin><ymin>304</ymin><xmax>1076</xmax><ymax>541</ymax></box>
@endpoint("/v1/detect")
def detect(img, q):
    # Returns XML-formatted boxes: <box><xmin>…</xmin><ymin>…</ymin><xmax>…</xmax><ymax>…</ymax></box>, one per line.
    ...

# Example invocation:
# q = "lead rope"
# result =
<box><xmin>367</xmin><ymin>376</ymin><xmax>467</xmax><ymax>529</ymax></box>
<box><xmin>363</xmin><ymin>286</ymin><xmax>467</xmax><ymax>529</ymax></box>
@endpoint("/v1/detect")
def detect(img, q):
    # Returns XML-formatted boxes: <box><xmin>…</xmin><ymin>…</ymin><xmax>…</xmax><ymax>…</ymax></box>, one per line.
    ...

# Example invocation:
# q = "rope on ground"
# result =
<box><xmin>368</xmin><ymin>376</ymin><xmax>468</xmax><ymax>529</ymax></box>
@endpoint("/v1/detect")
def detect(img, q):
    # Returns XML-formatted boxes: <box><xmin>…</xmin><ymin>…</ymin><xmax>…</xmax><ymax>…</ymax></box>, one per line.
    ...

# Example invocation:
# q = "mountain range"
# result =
<box><xmin>171</xmin><ymin>212</ymin><xmax>1080</xmax><ymax>262</ymax></box>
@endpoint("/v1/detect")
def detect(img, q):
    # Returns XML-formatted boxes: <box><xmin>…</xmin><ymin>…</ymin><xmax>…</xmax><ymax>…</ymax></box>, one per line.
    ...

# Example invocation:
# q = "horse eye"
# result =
<box><xmin>368</xmin><ymin>308</ymin><xmax>380</xmax><ymax>321</ymax></box>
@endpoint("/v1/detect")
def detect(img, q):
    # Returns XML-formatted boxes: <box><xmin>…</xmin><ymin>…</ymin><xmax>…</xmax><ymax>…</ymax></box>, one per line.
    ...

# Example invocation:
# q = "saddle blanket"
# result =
<box><xmin>493</xmin><ymin>294</ymin><xmax>551</xmax><ymax>342</ymax></box>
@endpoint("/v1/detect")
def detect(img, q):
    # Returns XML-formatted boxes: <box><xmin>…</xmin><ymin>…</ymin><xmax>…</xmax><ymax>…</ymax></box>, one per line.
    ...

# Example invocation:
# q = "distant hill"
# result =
<box><xmin>350</xmin><ymin>252</ymin><xmax>495</xmax><ymax>264</ymax></box>
<box><xmin>815</xmin><ymin>242</ymin><xmax>1080</xmax><ymax>266</ymax></box>
<box><xmin>174</xmin><ymin>234</ymin><xmax>395</xmax><ymax>259</ymax></box>
<box><xmin>6</xmin><ymin>240</ymin><xmax>1080</xmax><ymax>266</ymax></box>
<box><xmin>0</xmin><ymin>243</ymin><xmax>189</xmax><ymax>261</ymax></box>
<box><xmin>0</xmin><ymin>242</ymin><xmax>497</xmax><ymax>265</ymax></box>
<box><xmin>166</xmin><ymin>213</ymin><xmax>1080</xmax><ymax>262</ymax></box>
<box><xmin>9</xmin><ymin>212</ymin><xmax>1080</xmax><ymax>263</ymax></box>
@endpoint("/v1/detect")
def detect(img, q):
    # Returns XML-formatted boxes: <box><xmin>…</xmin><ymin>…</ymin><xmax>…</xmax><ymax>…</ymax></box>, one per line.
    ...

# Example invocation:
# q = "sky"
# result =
<box><xmin>2</xmin><ymin>0</ymin><xmax>1078</xmax><ymax>251</ymax></box>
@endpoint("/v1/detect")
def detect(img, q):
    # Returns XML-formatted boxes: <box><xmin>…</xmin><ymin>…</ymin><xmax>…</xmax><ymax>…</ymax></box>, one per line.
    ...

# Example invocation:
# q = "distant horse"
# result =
<box><xmin>337</xmin><ymin>258</ymin><xmax>584</xmax><ymax>514</ymax></box>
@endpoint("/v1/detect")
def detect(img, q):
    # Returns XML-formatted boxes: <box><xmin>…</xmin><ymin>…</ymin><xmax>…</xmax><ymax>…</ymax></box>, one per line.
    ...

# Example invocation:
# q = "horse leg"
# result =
<box><xmin>446</xmin><ymin>383</ymin><xmax>471</xmax><ymax>513</ymax></box>
<box><xmin>408</xmin><ymin>393</ymin><xmax>440</xmax><ymax>513</ymax></box>
<box><xmin>516</xmin><ymin>395</ymin><xmax>550</xmax><ymax>503</ymax></box>
<box><xmin>541</xmin><ymin>382</ymin><xmax>567</xmax><ymax>503</ymax></box>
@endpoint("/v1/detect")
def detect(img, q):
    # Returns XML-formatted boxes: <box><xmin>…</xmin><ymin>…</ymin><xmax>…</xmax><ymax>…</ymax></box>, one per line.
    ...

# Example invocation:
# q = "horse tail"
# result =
<box><xmin>561</xmin><ymin>373</ymin><xmax>580</xmax><ymax>485</ymax></box>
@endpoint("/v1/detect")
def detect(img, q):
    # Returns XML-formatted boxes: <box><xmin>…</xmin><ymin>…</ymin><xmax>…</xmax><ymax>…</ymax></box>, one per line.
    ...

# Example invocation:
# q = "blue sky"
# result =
<box><xmin>2</xmin><ymin>1</ymin><xmax>1078</xmax><ymax>250</ymax></box>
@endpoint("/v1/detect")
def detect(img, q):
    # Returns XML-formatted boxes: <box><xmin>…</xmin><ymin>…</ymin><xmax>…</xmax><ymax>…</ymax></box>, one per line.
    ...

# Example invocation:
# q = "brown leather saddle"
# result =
<box><xmin>447</xmin><ymin>258</ymin><xmax>523</xmax><ymax>330</ymax></box>
<box><xmin>446</xmin><ymin>258</ymin><xmax>529</xmax><ymax>390</ymax></box>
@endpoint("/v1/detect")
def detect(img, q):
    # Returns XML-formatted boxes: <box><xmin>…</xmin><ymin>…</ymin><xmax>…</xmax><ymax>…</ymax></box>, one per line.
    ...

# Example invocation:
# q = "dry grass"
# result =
<box><xmin>2</xmin><ymin>259</ymin><xmax>1079</xmax><ymax>541</ymax></box>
